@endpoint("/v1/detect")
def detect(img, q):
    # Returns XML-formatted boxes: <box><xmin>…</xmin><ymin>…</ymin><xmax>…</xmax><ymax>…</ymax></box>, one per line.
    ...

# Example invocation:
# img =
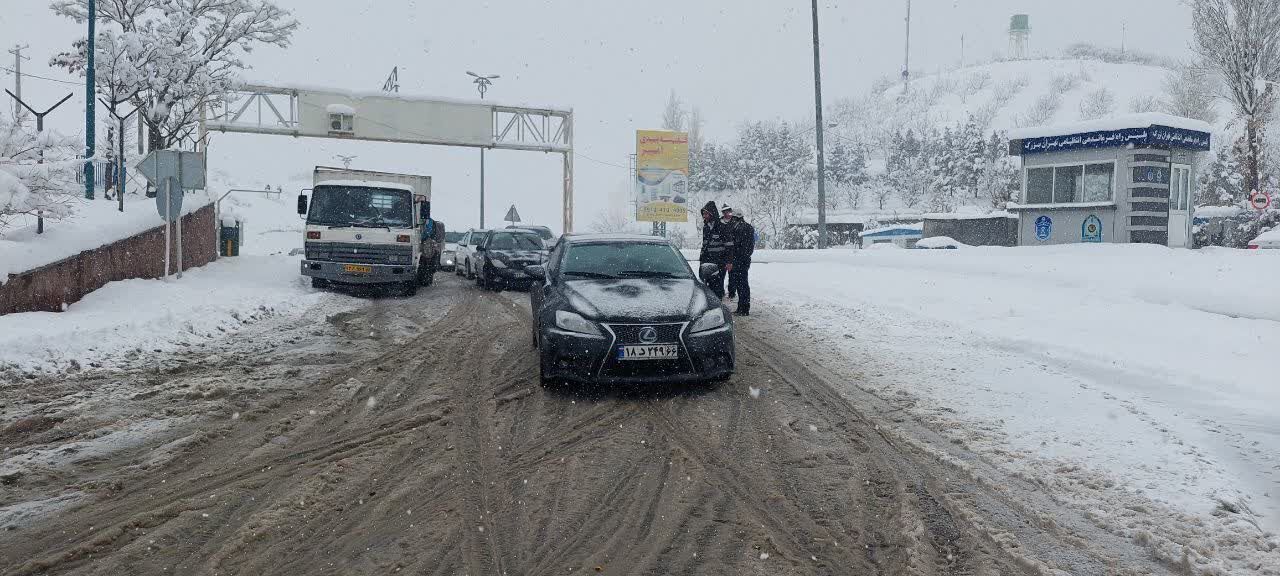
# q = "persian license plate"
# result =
<box><xmin>617</xmin><ymin>344</ymin><xmax>679</xmax><ymax>361</ymax></box>
<box><xmin>344</xmin><ymin>264</ymin><xmax>372</xmax><ymax>274</ymax></box>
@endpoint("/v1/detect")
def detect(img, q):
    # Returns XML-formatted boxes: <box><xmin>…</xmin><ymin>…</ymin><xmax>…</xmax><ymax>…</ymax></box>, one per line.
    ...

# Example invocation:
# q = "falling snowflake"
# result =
<box><xmin>808</xmin><ymin>424</ymin><xmax>818</xmax><ymax>432</ymax></box>
<box><xmin>759</xmin><ymin>552</ymin><xmax>769</xmax><ymax>560</ymax></box>
<box><xmin>231</xmin><ymin>412</ymin><xmax>240</xmax><ymax>420</ymax></box>
<box><xmin>749</xmin><ymin>386</ymin><xmax>761</xmax><ymax>399</ymax></box>
<box><xmin>366</xmin><ymin>396</ymin><xmax>377</xmax><ymax>408</ymax></box>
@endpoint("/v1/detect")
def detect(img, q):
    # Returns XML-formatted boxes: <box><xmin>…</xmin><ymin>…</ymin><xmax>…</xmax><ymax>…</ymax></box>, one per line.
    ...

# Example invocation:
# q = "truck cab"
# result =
<box><xmin>297</xmin><ymin>166</ymin><xmax>439</xmax><ymax>294</ymax></box>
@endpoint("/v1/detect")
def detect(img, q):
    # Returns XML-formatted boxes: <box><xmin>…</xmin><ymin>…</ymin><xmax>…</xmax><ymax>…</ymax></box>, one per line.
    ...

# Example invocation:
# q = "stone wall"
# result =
<box><xmin>0</xmin><ymin>204</ymin><xmax>217</xmax><ymax>315</ymax></box>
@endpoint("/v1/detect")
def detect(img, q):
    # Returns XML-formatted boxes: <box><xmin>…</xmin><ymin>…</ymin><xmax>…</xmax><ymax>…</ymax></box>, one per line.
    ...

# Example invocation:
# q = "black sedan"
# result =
<box><xmin>526</xmin><ymin>234</ymin><xmax>734</xmax><ymax>385</ymax></box>
<box><xmin>475</xmin><ymin>229</ymin><xmax>547</xmax><ymax>290</ymax></box>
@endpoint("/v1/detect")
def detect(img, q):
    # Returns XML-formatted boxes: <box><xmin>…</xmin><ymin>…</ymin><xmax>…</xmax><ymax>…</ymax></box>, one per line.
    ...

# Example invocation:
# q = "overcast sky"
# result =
<box><xmin>1</xmin><ymin>0</ymin><xmax>1194</xmax><ymax>232</ymax></box>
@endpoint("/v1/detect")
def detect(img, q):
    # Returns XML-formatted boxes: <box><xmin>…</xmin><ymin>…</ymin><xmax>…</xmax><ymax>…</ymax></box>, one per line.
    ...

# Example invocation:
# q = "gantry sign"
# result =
<box><xmin>203</xmin><ymin>84</ymin><xmax>575</xmax><ymax>231</ymax></box>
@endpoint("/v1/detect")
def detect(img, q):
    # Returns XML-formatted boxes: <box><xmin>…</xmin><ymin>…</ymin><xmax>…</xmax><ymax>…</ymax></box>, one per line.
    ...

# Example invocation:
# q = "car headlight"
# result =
<box><xmin>491</xmin><ymin>258</ymin><xmax>507</xmax><ymax>268</ymax></box>
<box><xmin>555</xmin><ymin>310</ymin><xmax>601</xmax><ymax>336</ymax></box>
<box><xmin>690</xmin><ymin>308</ymin><xmax>726</xmax><ymax>334</ymax></box>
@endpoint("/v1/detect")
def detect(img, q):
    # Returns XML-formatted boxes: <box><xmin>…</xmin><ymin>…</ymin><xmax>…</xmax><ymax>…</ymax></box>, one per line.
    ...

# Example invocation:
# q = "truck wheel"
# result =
<box><xmin>401</xmin><ymin>281</ymin><xmax>419</xmax><ymax>297</ymax></box>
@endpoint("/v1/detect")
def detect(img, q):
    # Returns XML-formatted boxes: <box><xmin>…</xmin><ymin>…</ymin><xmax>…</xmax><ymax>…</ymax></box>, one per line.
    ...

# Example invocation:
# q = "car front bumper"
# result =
<box><xmin>301</xmin><ymin>260</ymin><xmax>417</xmax><ymax>284</ymax></box>
<box><xmin>539</xmin><ymin>323</ymin><xmax>734</xmax><ymax>385</ymax></box>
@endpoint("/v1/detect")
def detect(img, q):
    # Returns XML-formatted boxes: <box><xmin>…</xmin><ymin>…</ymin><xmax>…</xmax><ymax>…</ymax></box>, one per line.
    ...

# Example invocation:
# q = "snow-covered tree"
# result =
<box><xmin>1161</xmin><ymin>62</ymin><xmax>1221</xmax><ymax>124</ymax></box>
<box><xmin>1191</xmin><ymin>0</ymin><xmax>1280</xmax><ymax>199</ymax></box>
<box><xmin>823</xmin><ymin>140</ymin><xmax>867</xmax><ymax>209</ymax></box>
<box><xmin>1018</xmin><ymin>92</ymin><xmax>1062</xmax><ymax>127</ymax></box>
<box><xmin>1199</xmin><ymin>132</ymin><xmax>1246</xmax><ymax>206</ymax></box>
<box><xmin>1078</xmin><ymin>88</ymin><xmax>1117</xmax><ymax>120</ymax></box>
<box><xmin>0</xmin><ymin>113</ymin><xmax>81</xmax><ymax>231</ymax></box>
<box><xmin>590</xmin><ymin>206</ymin><xmax>642</xmax><ymax>234</ymax></box>
<box><xmin>661</xmin><ymin>91</ymin><xmax>687</xmax><ymax>132</ymax></box>
<box><xmin>51</xmin><ymin>0</ymin><xmax>298</xmax><ymax>151</ymax></box>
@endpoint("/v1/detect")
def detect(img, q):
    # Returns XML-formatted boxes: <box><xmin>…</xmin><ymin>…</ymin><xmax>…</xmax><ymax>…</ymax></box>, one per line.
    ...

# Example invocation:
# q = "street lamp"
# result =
<box><xmin>468</xmin><ymin>71</ymin><xmax>500</xmax><ymax>229</ymax></box>
<box><xmin>810</xmin><ymin>0</ymin><xmax>828</xmax><ymax>249</ymax></box>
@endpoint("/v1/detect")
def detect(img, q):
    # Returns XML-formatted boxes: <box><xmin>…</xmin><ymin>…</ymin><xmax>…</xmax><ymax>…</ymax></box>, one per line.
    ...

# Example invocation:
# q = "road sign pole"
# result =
<box><xmin>164</xmin><ymin>178</ymin><xmax>171</xmax><ymax>277</ymax></box>
<box><xmin>177</xmin><ymin>159</ymin><xmax>184</xmax><ymax>279</ymax></box>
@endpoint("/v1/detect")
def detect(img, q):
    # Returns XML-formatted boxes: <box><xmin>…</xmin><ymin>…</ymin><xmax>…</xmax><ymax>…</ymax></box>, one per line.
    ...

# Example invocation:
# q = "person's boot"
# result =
<box><xmin>733</xmin><ymin>306</ymin><xmax>750</xmax><ymax>317</ymax></box>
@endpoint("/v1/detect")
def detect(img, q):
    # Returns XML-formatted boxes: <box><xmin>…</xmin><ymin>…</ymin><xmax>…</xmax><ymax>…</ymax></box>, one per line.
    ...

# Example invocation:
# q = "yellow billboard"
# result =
<box><xmin>635</xmin><ymin>130</ymin><xmax>690</xmax><ymax>223</ymax></box>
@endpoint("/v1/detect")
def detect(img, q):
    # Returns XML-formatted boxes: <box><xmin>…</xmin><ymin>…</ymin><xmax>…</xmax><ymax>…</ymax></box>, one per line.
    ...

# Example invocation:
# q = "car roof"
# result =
<box><xmin>563</xmin><ymin>233</ymin><xmax>670</xmax><ymax>244</ymax></box>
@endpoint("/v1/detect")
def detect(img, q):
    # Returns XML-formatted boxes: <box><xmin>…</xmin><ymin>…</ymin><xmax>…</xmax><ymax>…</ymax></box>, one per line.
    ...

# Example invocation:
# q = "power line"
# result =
<box><xmin>0</xmin><ymin>66</ymin><xmax>82</xmax><ymax>87</ymax></box>
<box><xmin>574</xmin><ymin>151</ymin><xmax>629</xmax><ymax>170</ymax></box>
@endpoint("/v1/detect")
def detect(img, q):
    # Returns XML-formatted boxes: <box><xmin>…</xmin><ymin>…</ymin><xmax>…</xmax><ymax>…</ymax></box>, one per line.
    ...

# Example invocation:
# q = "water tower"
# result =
<box><xmin>1009</xmin><ymin>14</ymin><xmax>1031</xmax><ymax>59</ymax></box>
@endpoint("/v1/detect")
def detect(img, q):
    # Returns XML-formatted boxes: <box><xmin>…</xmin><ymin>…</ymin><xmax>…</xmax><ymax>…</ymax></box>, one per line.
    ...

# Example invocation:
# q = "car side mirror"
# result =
<box><xmin>420</xmin><ymin>201</ymin><xmax>430</xmax><ymax>220</ymax></box>
<box><xmin>699</xmin><ymin>263</ymin><xmax>720</xmax><ymax>283</ymax></box>
<box><xmin>524</xmin><ymin>265</ymin><xmax>546</xmax><ymax>281</ymax></box>
<box><xmin>296</xmin><ymin>194</ymin><xmax>308</xmax><ymax>215</ymax></box>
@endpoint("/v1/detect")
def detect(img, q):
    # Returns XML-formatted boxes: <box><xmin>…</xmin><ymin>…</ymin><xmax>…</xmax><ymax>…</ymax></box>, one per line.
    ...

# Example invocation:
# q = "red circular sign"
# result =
<box><xmin>1250</xmin><ymin>191</ymin><xmax>1272</xmax><ymax>211</ymax></box>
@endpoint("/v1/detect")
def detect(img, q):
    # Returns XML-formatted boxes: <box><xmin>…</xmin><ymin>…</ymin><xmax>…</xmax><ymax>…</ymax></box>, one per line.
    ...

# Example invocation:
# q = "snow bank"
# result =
<box><xmin>0</xmin><ymin>191</ymin><xmax>213</xmax><ymax>284</ymax></box>
<box><xmin>325</xmin><ymin>103</ymin><xmax>355</xmax><ymax>115</ymax></box>
<box><xmin>1195</xmin><ymin>205</ymin><xmax>1246</xmax><ymax>219</ymax></box>
<box><xmin>749</xmin><ymin>244</ymin><xmax>1280</xmax><ymax>540</ymax></box>
<box><xmin>0</xmin><ymin>254</ymin><xmax>335</xmax><ymax>373</ymax></box>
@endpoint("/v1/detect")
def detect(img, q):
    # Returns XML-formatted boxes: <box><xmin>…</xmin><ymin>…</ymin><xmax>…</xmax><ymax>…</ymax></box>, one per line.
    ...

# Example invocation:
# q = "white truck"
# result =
<box><xmin>297</xmin><ymin>166</ymin><xmax>444</xmax><ymax>295</ymax></box>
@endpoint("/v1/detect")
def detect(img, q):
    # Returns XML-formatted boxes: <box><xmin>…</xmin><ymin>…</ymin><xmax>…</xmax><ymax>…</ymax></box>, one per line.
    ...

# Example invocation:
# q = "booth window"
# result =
<box><xmin>329</xmin><ymin>112</ymin><xmax>354</xmax><ymax>134</ymax></box>
<box><xmin>1024</xmin><ymin>162</ymin><xmax>1114</xmax><ymax>205</ymax></box>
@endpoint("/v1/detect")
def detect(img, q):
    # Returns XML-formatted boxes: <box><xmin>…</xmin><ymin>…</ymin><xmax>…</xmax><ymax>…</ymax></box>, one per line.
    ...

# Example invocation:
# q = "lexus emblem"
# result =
<box><xmin>355</xmin><ymin>233</ymin><xmax>364</xmax><ymax>240</ymax></box>
<box><xmin>637</xmin><ymin>327</ymin><xmax>658</xmax><ymax>344</ymax></box>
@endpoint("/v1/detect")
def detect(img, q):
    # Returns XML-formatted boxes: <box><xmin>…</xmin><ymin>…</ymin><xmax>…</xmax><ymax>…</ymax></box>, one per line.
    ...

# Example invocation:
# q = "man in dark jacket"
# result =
<box><xmin>698</xmin><ymin>201</ymin><xmax>732</xmax><ymax>298</ymax></box>
<box><xmin>727</xmin><ymin>210</ymin><xmax>755</xmax><ymax>315</ymax></box>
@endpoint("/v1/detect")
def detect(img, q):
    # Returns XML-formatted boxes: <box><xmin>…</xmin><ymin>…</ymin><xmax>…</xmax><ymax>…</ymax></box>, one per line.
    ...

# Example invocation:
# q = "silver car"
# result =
<box><xmin>454</xmin><ymin>229</ymin><xmax>490</xmax><ymax>278</ymax></box>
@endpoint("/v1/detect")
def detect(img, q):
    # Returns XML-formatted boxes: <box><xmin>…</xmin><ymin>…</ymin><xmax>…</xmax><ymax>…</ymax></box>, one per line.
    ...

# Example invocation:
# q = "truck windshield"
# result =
<box><xmin>308</xmin><ymin>186</ymin><xmax>413</xmax><ymax>229</ymax></box>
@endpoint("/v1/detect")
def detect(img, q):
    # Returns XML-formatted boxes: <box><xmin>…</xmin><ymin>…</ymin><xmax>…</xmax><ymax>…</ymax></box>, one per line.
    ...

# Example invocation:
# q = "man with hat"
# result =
<box><xmin>698</xmin><ymin>201</ymin><xmax>733</xmax><ymax>299</ymax></box>
<box><xmin>727</xmin><ymin>209</ymin><xmax>754</xmax><ymax>315</ymax></box>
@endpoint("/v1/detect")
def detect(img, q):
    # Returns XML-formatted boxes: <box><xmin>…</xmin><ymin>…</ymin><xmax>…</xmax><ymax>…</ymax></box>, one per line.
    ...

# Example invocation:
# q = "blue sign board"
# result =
<box><xmin>1035</xmin><ymin>215</ymin><xmax>1053</xmax><ymax>241</ymax></box>
<box><xmin>1018</xmin><ymin>124</ymin><xmax>1211</xmax><ymax>156</ymax></box>
<box><xmin>1082</xmin><ymin>215</ymin><xmax>1103</xmax><ymax>243</ymax></box>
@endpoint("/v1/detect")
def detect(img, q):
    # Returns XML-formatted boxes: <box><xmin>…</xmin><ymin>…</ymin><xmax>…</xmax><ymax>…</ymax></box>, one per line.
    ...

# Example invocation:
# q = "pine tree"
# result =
<box><xmin>0</xmin><ymin>113</ymin><xmax>80</xmax><ymax>231</ymax></box>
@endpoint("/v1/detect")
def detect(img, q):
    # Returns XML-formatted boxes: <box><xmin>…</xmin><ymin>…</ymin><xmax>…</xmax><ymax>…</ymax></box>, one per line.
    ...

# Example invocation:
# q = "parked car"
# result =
<box><xmin>474</xmin><ymin>229</ymin><xmax>547</xmax><ymax>290</ymax></box>
<box><xmin>455</xmin><ymin>229</ymin><xmax>489</xmax><ymax>278</ymax></box>
<box><xmin>507</xmin><ymin>225</ymin><xmax>556</xmax><ymax>247</ymax></box>
<box><xmin>527</xmin><ymin>234</ymin><xmax>735</xmax><ymax>386</ymax></box>
<box><xmin>1246</xmin><ymin>227</ymin><xmax>1280</xmax><ymax>249</ymax></box>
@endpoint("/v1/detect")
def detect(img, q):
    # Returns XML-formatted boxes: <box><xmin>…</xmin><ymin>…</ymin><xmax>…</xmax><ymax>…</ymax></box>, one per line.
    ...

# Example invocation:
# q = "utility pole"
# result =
<box><xmin>811</xmin><ymin>0</ymin><xmax>828</xmax><ymax>249</ymax></box>
<box><xmin>467</xmin><ymin>71</ymin><xmax>499</xmax><ymax>229</ymax></box>
<box><xmin>100</xmin><ymin>97</ymin><xmax>138</xmax><ymax>212</ymax></box>
<box><xmin>6</xmin><ymin>90</ymin><xmax>74</xmax><ymax>234</ymax></box>
<box><xmin>85</xmin><ymin>0</ymin><xmax>96</xmax><ymax>200</ymax></box>
<box><xmin>7</xmin><ymin>45</ymin><xmax>29</xmax><ymax>119</ymax></box>
<box><xmin>1121</xmin><ymin>22</ymin><xmax>1127</xmax><ymax>58</ymax></box>
<box><xmin>902</xmin><ymin>0</ymin><xmax>912</xmax><ymax>96</ymax></box>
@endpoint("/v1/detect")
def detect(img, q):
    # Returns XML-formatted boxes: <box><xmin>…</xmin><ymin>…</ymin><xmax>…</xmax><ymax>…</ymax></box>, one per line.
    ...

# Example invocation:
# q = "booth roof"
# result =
<box><xmin>1008</xmin><ymin>113</ymin><xmax>1213</xmax><ymax>141</ymax></box>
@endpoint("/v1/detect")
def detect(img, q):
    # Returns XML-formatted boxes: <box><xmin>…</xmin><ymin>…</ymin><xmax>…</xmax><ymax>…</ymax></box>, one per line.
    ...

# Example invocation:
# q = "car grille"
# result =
<box><xmin>306</xmin><ymin>242</ymin><xmax>413</xmax><ymax>264</ymax></box>
<box><xmin>606</xmin><ymin>323</ymin><xmax>685</xmax><ymax>344</ymax></box>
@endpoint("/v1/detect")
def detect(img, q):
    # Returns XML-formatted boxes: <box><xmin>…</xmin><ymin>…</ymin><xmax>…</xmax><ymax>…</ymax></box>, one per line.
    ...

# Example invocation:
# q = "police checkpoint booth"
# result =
<box><xmin>1006</xmin><ymin>114</ymin><xmax>1212</xmax><ymax>248</ymax></box>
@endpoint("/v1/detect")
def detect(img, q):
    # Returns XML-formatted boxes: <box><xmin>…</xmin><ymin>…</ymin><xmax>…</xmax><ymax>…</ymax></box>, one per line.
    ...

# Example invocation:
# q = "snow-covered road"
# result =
<box><xmin>745</xmin><ymin>245</ymin><xmax>1279</xmax><ymax>572</ymax></box>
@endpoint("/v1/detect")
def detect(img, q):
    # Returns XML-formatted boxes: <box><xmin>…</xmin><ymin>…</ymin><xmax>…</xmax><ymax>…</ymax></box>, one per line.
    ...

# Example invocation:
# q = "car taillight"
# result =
<box><xmin>1247</xmin><ymin>244</ymin><xmax>1260</xmax><ymax>250</ymax></box>
<box><xmin>397</xmin><ymin>234</ymin><xmax>411</xmax><ymax>243</ymax></box>
<box><xmin>306</xmin><ymin>231</ymin><xmax>321</xmax><ymax>240</ymax></box>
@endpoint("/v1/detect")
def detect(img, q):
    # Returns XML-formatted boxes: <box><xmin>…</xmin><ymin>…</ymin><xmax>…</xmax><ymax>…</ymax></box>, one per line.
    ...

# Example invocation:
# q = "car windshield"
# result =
<box><xmin>514</xmin><ymin>227</ymin><xmax>553</xmax><ymax>240</ymax></box>
<box><xmin>445</xmin><ymin>231</ymin><xmax>465</xmax><ymax>243</ymax></box>
<box><xmin>307</xmin><ymin>185</ymin><xmax>413</xmax><ymax>228</ymax></box>
<box><xmin>488</xmin><ymin>232</ymin><xmax>543</xmax><ymax>251</ymax></box>
<box><xmin>562</xmin><ymin>242</ymin><xmax>691</xmax><ymax>279</ymax></box>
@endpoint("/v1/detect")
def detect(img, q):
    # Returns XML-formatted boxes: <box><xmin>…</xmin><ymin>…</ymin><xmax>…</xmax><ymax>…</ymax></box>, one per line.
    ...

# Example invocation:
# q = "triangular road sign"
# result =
<box><xmin>504</xmin><ymin>205</ymin><xmax>521</xmax><ymax>223</ymax></box>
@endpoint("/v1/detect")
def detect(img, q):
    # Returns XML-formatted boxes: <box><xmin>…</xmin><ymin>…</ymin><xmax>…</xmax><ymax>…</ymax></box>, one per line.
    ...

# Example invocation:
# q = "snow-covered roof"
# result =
<box><xmin>314</xmin><ymin>179</ymin><xmax>416</xmax><ymax>193</ymax></box>
<box><xmin>250</xmin><ymin>82</ymin><xmax>571</xmax><ymax>115</ymax></box>
<box><xmin>922</xmin><ymin>210</ymin><xmax>1016</xmax><ymax>221</ymax></box>
<box><xmin>1008</xmin><ymin>113</ymin><xmax>1212</xmax><ymax>140</ymax></box>
<box><xmin>795</xmin><ymin>210</ymin><xmax>923</xmax><ymax>226</ymax></box>
<box><xmin>325</xmin><ymin>103</ymin><xmax>356</xmax><ymax>115</ymax></box>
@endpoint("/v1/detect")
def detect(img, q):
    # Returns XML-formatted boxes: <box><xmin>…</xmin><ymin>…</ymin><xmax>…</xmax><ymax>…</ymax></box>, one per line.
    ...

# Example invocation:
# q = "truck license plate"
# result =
<box><xmin>617</xmin><ymin>344</ymin><xmax>679</xmax><ymax>361</ymax></box>
<box><xmin>344</xmin><ymin>264</ymin><xmax>372</xmax><ymax>274</ymax></box>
